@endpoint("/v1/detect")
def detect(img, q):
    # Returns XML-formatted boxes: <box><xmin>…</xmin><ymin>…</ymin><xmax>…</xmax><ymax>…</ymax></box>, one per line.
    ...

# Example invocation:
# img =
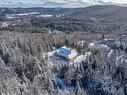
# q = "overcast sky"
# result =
<box><xmin>0</xmin><ymin>0</ymin><xmax>127</xmax><ymax>7</ymax></box>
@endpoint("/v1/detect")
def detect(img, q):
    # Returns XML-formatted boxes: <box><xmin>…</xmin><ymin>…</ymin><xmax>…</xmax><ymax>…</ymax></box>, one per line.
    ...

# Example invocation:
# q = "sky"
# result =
<box><xmin>0</xmin><ymin>0</ymin><xmax>127</xmax><ymax>8</ymax></box>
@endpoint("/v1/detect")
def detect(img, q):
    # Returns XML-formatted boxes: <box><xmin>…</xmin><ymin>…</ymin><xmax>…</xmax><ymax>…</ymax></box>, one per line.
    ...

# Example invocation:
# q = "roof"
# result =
<box><xmin>57</xmin><ymin>46</ymin><xmax>71</xmax><ymax>58</ymax></box>
<box><xmin>57</xmin><ymin>46</ymin><xmax>78</xmax><ymax>59</ymax></box>
<box><xmin>67</xmin><ymin>50</ymin><xmax>78</xmax><ymax>59</ymax></box>
<box><xmin>89</xmin><ymin>43</ymin><xmax>110</xmax><ymax>51</ymax></box>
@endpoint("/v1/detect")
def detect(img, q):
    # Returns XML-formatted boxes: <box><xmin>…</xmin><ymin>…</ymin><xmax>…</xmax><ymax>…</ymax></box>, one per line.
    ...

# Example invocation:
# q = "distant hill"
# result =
<box><xmin>1</xmin><ymin>5</ymin><xmax>127</xmax><ymax>33</ymax></box>
<box><xmin>67</xmin><ymin>5</ymin><xmax>127</xmax><ymax>21</ymax></box>
<box><xmin>1</xmin><ymin>5</ymin><xmax>127</xmax><ymax>21</ymax></box>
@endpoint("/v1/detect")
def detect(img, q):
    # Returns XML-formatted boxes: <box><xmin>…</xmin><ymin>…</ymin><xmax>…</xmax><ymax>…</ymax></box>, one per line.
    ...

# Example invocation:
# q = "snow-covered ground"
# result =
<box><xmin>14</xmin><ymin>12</ymin><xmax>39</xmax><ymax>16</ymax></box>
<box><xmin>6</xmin><ymin>15</ymin><xmax>18</xmax><ymax>19</ymax></box>
<box><xmin>6</xmin><ymin>12</ymin><xmax>40</xmax><ymax>19</ymax></box>
<box><xmin>37</xmin><ymin>14</ymin><xmax>53</xmax><ymax>18</ymax></box>
<box><xmin>54</xmin><ymin>77</ymin><xmax>75</xmax><ymax>93</ymax></box>
<box><xmin>44</xmin><ymin>50</ymin><xmax>56</xmax><ymax>57</ymax></box>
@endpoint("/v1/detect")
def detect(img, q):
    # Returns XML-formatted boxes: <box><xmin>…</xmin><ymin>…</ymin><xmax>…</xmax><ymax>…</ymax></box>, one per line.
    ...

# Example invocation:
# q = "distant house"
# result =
<box><xmin>52</xmin><ymin>29</ymin><xmax>63</xmax><ymax>34</ymax></box>
<box><xmin>89</xmin><ymin>42</ymin><xmax>110</xmax><ymax>52</ymax></box>
<box><xmin>102</xmin><ymin>38</ymin><xmax>116</xmax><ymax>48</ymax></box>
<box><xmin>56</xmin><ymin>46</ymin><xmax>78</xmax><ymax>61</ymax></box>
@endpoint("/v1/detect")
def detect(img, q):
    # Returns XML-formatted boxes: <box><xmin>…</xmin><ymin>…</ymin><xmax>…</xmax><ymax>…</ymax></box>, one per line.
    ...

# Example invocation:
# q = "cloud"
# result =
<box><xmin>43</xmin><ymin>0</ymin><xmax>127</xmax><ymax>7</ymax></box>
<box><xmin>112</xmin><ymin>0</ymin><xmax>127</xmax><ymax>4</ymax></box>
<box><xmin>41</xmin><ymin>0</ymin><xmax>101</xmax><ymax>7</ymax></box>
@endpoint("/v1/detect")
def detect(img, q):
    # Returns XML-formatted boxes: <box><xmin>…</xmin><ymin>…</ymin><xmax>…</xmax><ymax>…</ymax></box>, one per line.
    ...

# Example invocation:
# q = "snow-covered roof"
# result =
<box><xmin>57</xmin><ymin>46</ymin><xmax>78</xmax><ymax>60</ymax></box>
<box><xmin>89</xmin><ymin>43</ymin><xmax>110</xmax><ymax>51</ymax></box>
<box><xmin>57</xmin><ymin>46</ymin><xmax>71</xmax><ymax>58</ymax></box>
<box><xmin>67</xmin><ymin>50</ymin><xmax>78</xmax><ymax>60</ymax></box>
<box><xmin>89</xmin><ymin>42</ymin><xmax>96</xmax><ymax>46</ymax></box>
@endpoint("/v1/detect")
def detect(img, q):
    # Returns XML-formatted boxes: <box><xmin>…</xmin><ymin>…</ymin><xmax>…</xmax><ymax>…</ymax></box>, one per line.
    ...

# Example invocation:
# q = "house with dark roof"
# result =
<box><xmin>56</xmin><ymin>46</ymin><xmax>78</xmax><ymax>61</ymax></box>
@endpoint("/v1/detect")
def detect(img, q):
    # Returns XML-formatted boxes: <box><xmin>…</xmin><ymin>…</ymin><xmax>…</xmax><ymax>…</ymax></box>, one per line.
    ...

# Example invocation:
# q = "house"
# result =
<box><xmin>56</xmin><ymin>46</ymin><xmax>78</xmax><ymax>61</ymax></box>
<box><xmin>52</xmin><ymin>29</ymin><xmax>63</xmax><ymax>34</ymax></box>
<box><xmin>102</xmin><ymin>38</ymin><xmax>116</xmax><ymax>48</ymax></box>
<box><xmin>89</xmin><ymin>42</ymin><xmax>110</xmax><ymax>52</ymax></box>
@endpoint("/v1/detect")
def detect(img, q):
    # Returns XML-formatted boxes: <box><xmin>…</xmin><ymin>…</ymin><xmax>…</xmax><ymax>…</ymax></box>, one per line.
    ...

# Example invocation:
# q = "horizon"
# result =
<box><xmin>0</xmin><ymin>0</ymin><xmax>127</xmax><ymax>8</ymax></box>
<box><xmin>0</xmin><ymin>4</ymin><xmax>127</xmax><ymax>8</ymax></box>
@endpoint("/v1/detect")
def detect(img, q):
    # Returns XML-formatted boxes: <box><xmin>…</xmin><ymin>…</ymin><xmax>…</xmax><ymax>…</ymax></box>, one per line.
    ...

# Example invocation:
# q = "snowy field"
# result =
<box><xmin>37</xmin><ymin>14</ymin><xmax>53</xmax><ymax>18</ymax></box>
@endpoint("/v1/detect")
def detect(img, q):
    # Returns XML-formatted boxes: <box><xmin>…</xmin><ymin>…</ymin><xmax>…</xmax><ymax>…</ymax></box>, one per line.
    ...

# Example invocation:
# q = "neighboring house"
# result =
<box><xmin>56</xmin><ymin>46</ymin><xmax>78</xmax><ymax>61</ymax></box>
<box><xmin>52</xmin><ymin>29</ymin><xmax>63</xmax><ymax>34</ymax></box>
<box><xmin>102</xmin><ymin>38</ymin><xmax>116</xmax><ymax>48</ymax></box>
<box><xmin>89</xmin><ymin>42</ymin><xmax>110</xmax><ymax>52</ymax></box>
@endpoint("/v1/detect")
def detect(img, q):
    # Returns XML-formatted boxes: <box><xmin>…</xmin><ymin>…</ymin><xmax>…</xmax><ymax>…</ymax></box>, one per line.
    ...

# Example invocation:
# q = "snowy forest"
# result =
<box><xmin>0</xmin><ymin>31</ymin><xmax>126</xmax><ymax>95</ymax></box>
<box><xmin>0</xmin><ymin>5</ymin><xmax>127</xmax><ymax>95</ymax></box>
